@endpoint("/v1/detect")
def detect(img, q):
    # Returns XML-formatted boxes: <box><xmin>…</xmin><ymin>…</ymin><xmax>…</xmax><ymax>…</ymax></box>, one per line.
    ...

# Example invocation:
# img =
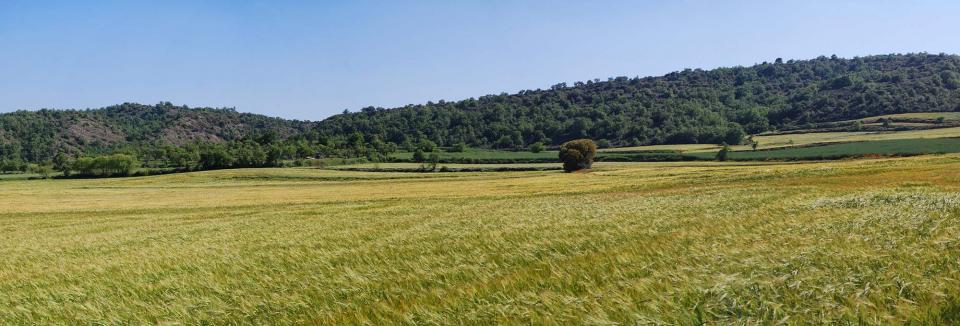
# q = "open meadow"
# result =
<box><xmin>2</xmin><ymin>156</ymin><xmax>960</xmax><ymax>324</ymax></box>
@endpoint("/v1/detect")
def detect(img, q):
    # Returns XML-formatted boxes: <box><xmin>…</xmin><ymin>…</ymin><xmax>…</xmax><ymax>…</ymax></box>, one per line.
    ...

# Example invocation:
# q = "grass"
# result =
<box><xmin>390</xmin><ymin>148</ymin><xmax>557</xmax><ymax>162</ymax></box>
<box><xmin>598</xmin><ymin>143</ymin><xmax>720</xmax><ymax>153</ymax></box>
<box><xmin>0</xmin><ymin>172</ymin><xmax>42</xmax><ymax>181</ymax></box>
<box><xmin>587</xmin><ymin>123</ymin><xmax>960</xmax><ymax>155</ymax></box>
<box><xmin>845</xmin><ymin>111</ymin><xmax>960</xmax><ymax>122</ymax></box>
<box><xmin>3</xmin><ymin>156</ymin><xmax>960</xmax><ymax>323</ymax></box>
<box><xmin>738</xmin><ymin>126</ymin><xmax>960</xmax><ymax>151</ymax></box>
<box><xmin>683</xmin><ymin>137</ymin><xmax>960</xmax><ymax>161</ymax></box>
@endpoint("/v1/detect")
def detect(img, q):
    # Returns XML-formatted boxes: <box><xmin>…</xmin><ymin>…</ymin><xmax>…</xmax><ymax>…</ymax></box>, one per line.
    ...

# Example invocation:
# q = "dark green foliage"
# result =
<box><xmin>596</xmin><ymin>139</ymin><xmax>611</xmax><ymax>149</ymax></box>
<box><xmin>427</xmin><ymin>152</ymin><xmax>440</xmax><ymax>171</ymax></box>
<box><xmin>450</xmin><ymin>141</ymin><xmax>467</xmax><ymax>152</ymax></box>
<box><xmin>0</xmin><ymin>102</ymin><xmax>315</xmax><ymax>164</ymax></box>
<box><xmin>559</xmin><ymin>139</ymin><xmax>597</xmax><ymax>172</ymax></box>
<box><xmin>3</xmin><ymin>53</ymin><xmax>960</xmax><ymax>174</ymax></box>
<box><xmin>529</xmin><ymin>142</ymin><xmax>545</xmax><ymax>153</ymax></box>
<box><xmin>418</xmin><ymin>139</ymin><xmax>437</xmax><ymax>152</ymax></box>
<box><xmin>52</xmin><ymin>153</ymin><xmax>70</xmax><ymax>176</ymax></box>
<box><xmin>412</xmin><ymin>149</ymin><xmax>426</xmax><ymax>163</ymax></box>
<box><xmin>0</xmin><ymin>159</ymin><xmax>25</xmax><ymax>173</ymax></box>
<box><xmin>716</xmin><ymin>143</ymin><xmax>731</xmax><ymax>161</ymax></box>
<box><xmin>316</xmin><ymin>53</ymin><xmax>960</xmax><ymax>150</ymax></box>
<box><xmin>723</xmin><ymin>127</ymin><xmax>746</xmax><ymax>145</ymax></box>
<box><xmin>70</xmin><ymin>154</ymin><xmax>140</xmax><ymax>177</ymax></box>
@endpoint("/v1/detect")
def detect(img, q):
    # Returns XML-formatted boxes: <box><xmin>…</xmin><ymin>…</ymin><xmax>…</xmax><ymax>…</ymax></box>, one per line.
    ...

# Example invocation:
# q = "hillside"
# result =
<box><xmin>319</xmin><ymin>53</ymin><xmax>960</xmax><ymax>148</ymax></box>
<box><xmin>2</xmin><ymin>53</ymin><xmax>960</xmax><ymax>164</ymax></box>
<box><xmin>0</xmin><ymin>102</ymin><xmax>317</xmax><ymax>162</ymax></box>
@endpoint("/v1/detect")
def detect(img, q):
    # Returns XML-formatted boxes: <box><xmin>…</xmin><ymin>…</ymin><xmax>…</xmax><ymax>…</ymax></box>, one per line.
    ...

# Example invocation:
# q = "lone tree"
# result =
<box><xmin>716</xmin><ymin>143</ymin><xmax>731</xmax><ymax>161</ymax></box>
<box><xmin>559</xmin><ymin>139</ymin><xmax>597</xmax><ymax>172</ymax></box>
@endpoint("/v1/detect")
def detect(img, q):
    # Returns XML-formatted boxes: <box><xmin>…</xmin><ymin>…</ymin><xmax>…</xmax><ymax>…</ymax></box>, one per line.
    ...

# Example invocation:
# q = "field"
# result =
<box><xmin>390</xmin><ymin>149</ymin><xmax>558</xmax><ymax>162</ymax></box>
<box><xmin>743</xmin><ymin>127</ymin><xmax>960</xmax><ymax>151</ymax></box>
<box><xmin>685</xmin><ymin>137</ymin><xmax>960</xmax><ymax>161</ymax></box>
<box><xmin>598</xmin><ymin>123</ymin><xmax>960</xmax><ymax>154</ymax></box>
<box><xmin>843</xmin><ymin>112</ymin><xmax>960</xmax><ymax>122</ymax></box>
<box><xmin>3</xmin><ymin>156</ymin><xmax>960</xmax><ymax>324</ymax></box>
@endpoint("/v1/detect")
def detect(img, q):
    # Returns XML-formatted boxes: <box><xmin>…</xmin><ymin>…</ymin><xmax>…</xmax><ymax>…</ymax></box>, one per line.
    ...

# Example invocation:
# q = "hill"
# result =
<box><xmin>319</xmin><ymin>53</ymin><xmax>960</xmax><ymax>148</ymax></box>
<box><xmin>0</xmin><ymin>102</ymin><xmax>317</xmax><ymax>162</ymax></box>
<box><xmin>1</xmin><ymin>53</ymin><xmax>960</xmax><ymax>165</ymax></box>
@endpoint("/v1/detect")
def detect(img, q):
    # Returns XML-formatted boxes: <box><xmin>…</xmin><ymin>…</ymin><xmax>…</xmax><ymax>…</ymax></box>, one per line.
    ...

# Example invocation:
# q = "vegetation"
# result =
<box><xmin>69</xmin><ymin>154</ymin><xmax>140</xmax><ymax>177</ymax></box>
<box><xmin>686</xmin><ymin>137</ymin><xmax>960</xmax><ymax>161</ymax></box>
<box><xmin>319</xmin><ymin>53</ymin><xmax>960</xmax><ymax>150</ymax></box>
<box><xmin>716</xmin><ymin>143</ymin><xmax>731</xmax><ymax>161</ymax></box>
<box><xmin>2</xmin><ymin>156</ymin><xmax>960</xmax><ymax>323</ymax></box>
<box><xmin>558</xmin><ymin>139</ymin><xmax>597</xmax><ymax>172</ymax></box>
<box><xmin>529</xmin><ymin>142</ymin><xmax>545</xmax><ymax>153</ymax></box>
<box><xmin>3</xmin><ymin>54</ymin><xmax>960</xmax><ymax>173</ymax></box>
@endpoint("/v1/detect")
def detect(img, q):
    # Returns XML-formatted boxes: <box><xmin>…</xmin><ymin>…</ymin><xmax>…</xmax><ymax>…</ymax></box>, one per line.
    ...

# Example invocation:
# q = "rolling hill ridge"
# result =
<box><xmin>2</xmin><ymin>53</ymin><xmax>960</xmax><ymax>163</ymax></box>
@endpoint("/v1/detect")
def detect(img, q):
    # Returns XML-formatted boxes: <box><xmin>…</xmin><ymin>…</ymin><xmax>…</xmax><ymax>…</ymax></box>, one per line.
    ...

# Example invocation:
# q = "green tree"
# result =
<box><xmin>412</xmin><ymin>149</ymin><xmax>426</xmax><ymax>163</ymax></box>
<box><xmin>450</xmin><ymin>141</ymin><xmax>467</xmax><ymax>152</ymax></box>
<box><xmin>418</xmin><ymin>139</ymin><xmax>437</xmax><ymax>152</ymax></box>
<box><xmin>716</xmin><ymin>143</ymin><xmax>731</xmax><ymax>161</ymax></box>
<box><xmin>529</xmin><ymin>142</ymin><xmax>545</xmax><ymax>153</ymax></box>
<box><xmin>428</xmin><ymin>152</ymin><xmax>440</xmax><ymax>171</ymax></box>
<box><xmin>596</xmin><ymin>139</ymin><xmax>611</xmax><ymax>149</ymax></box>
<box><xmin>52</xmin><ymin>153</ymin><xmax>71</xmax><ymax>176</ymax></box>
<box><xmin>723</xmin><ymin>126</ymin><xmax>746</xmax><ymax>145</ymax></box>
<box><xmin>558</xmin><ymin>139</ymin><xmax>597</xmax><ymax>173</ymax></box>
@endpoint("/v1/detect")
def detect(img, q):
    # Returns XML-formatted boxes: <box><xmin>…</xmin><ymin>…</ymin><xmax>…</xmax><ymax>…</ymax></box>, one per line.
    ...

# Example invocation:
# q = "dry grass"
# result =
<box><xmin>3</xmin><ymin>157</ymin><xmax>960</xmax><ymax>324</ymax></box>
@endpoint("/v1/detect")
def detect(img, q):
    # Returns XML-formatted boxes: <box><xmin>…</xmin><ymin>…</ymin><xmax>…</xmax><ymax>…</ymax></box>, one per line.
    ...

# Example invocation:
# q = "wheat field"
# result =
<box><xmin>2</xmin><ymin>157</ymin><xmax>960</xmax><ymax>324</ymax></box>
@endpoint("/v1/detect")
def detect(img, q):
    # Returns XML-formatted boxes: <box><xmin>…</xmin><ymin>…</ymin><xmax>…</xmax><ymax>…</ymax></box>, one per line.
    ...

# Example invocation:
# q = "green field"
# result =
<box><xmin>590</xmin><ymin>124</ymin><xmax>960</xmax><ymax>155</ymax></box>
<box><xmin>844</xmin><ymin>111</ymin><xmax>960</xmax><ymax>122</ymax></box>
<box><xmin>684</xmin><ymin>137</ymin><xmax>960</xmax><ymax>160</ymax></box>
<box><xmin>3</xmin><ymin>156</ymin><xmax>960</xmax><ymax>323</ymax></box>
<box><xmin>390</xmin><ymin>149</ymin><xmax>558</xmax><ymax>162</ymax></box>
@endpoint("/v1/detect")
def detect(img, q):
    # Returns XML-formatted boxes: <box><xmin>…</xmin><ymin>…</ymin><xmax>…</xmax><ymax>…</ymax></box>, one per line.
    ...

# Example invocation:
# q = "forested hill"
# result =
<box><xmin>2</xmin><ymin>53</ymin><xmax>960</xmax><ymax>164</ymax></box>
<box><xmin>318</xmin><ymin>53</ymin><xmax>960</xmax><ymax>148</ymax></box>
<box><xmin>0</xmin><ymin>102</ymin><xmax>317</xmax><ymax>162</ymax></box>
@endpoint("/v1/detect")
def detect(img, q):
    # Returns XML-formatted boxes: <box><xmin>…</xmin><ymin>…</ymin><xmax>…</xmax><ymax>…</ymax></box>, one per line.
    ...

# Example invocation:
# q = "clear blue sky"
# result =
<box><xmin>2</xmin><ymin>0</ymin><xmax>959</xmax><ymax>120</ymax></box>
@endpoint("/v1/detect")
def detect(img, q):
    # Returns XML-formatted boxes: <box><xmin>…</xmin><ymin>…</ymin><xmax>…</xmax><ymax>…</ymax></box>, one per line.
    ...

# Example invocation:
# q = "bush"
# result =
<box><xmin>412</xmin><ymin>149</ymin><xmax>426</xmax><ymax>163</ymax></box>
<box><xmin>596</xmin><ymin>139</ymin><xmax>611</xmax><ymax>149</ymax></box>
<box><xmin>559</xmin><ymin>139</ymin><xmax>597</xmax><ymax>172</ymax></box>
<box><xmin>71</xmin><ymin>154</ymin><xmax>140</xmax><ymax>177</ymax></box>
<box><xmin>529</xmin><ymin>142</ymin><xmax>545</xmax><ymax>153</ymax></box>
<box><xmin>716</xmin><ymin>143</ymin><xmax>731</xmax><ymax>161</ymax></box>
<box><xmin>418</xmin><ymin>139</ymin><xmax>437</xmax><ymax>152</ymax></box>
<box><xmin>450</xmin><ymin>142</ymin><xmax>467</xmax><ymax>152</ymax></box>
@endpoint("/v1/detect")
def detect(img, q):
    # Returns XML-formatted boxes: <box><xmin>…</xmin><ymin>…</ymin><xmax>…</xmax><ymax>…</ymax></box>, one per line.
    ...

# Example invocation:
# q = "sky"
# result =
<box><xmin>1</xmin><ymin>0</ymin><xmax>960</xmax><ymax>121</ymax></box>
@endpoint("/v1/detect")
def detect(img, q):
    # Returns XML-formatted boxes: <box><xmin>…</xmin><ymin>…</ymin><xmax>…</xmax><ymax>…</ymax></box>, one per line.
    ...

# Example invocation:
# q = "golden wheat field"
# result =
<box><xmin>3</xmin><ymin>156</ymin><xmax>960</xmax><ymax>324</ymax></box>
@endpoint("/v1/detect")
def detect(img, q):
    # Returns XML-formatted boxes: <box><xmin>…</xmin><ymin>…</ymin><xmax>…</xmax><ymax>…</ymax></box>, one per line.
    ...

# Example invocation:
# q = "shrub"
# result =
<box><xmin>412</xmin><ymin>149</ymin><xmax>426</xmax><ymax>163</ymax></box>
<box><xmin>529</xmin><ymin>142</ymin><xmax>545</xmax><ymax>153</ymax></box>
<box><xmin>418</xmin><ymin>139</ymin><xmax>437</xmax><ymax>152</ymax></box>
<box><xmin>716</xmin><ymin>143</ymin><xmax>731</xmax><ymax>161</ymax></box>
<box><xmin>450</xmin><ymin>142</ymin><xmax>467</xmax><ymax>152</ymax></box>
<box><xmin>596</xmin><ymin>139</ymin><xmax>611</xmax><ymax>149</ymax></box>
<box><xmin>559</xmin><ymin>139</ymin><xmax>597</xmax><ymax>172</ymax></box>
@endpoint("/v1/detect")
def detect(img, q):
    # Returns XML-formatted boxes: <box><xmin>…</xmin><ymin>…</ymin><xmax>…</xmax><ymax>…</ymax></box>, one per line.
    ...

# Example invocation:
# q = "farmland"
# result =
<box><xmin>3</xmin><ymin>155</ymin><xmax>960</xmax><ymax>324</ymax></box>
